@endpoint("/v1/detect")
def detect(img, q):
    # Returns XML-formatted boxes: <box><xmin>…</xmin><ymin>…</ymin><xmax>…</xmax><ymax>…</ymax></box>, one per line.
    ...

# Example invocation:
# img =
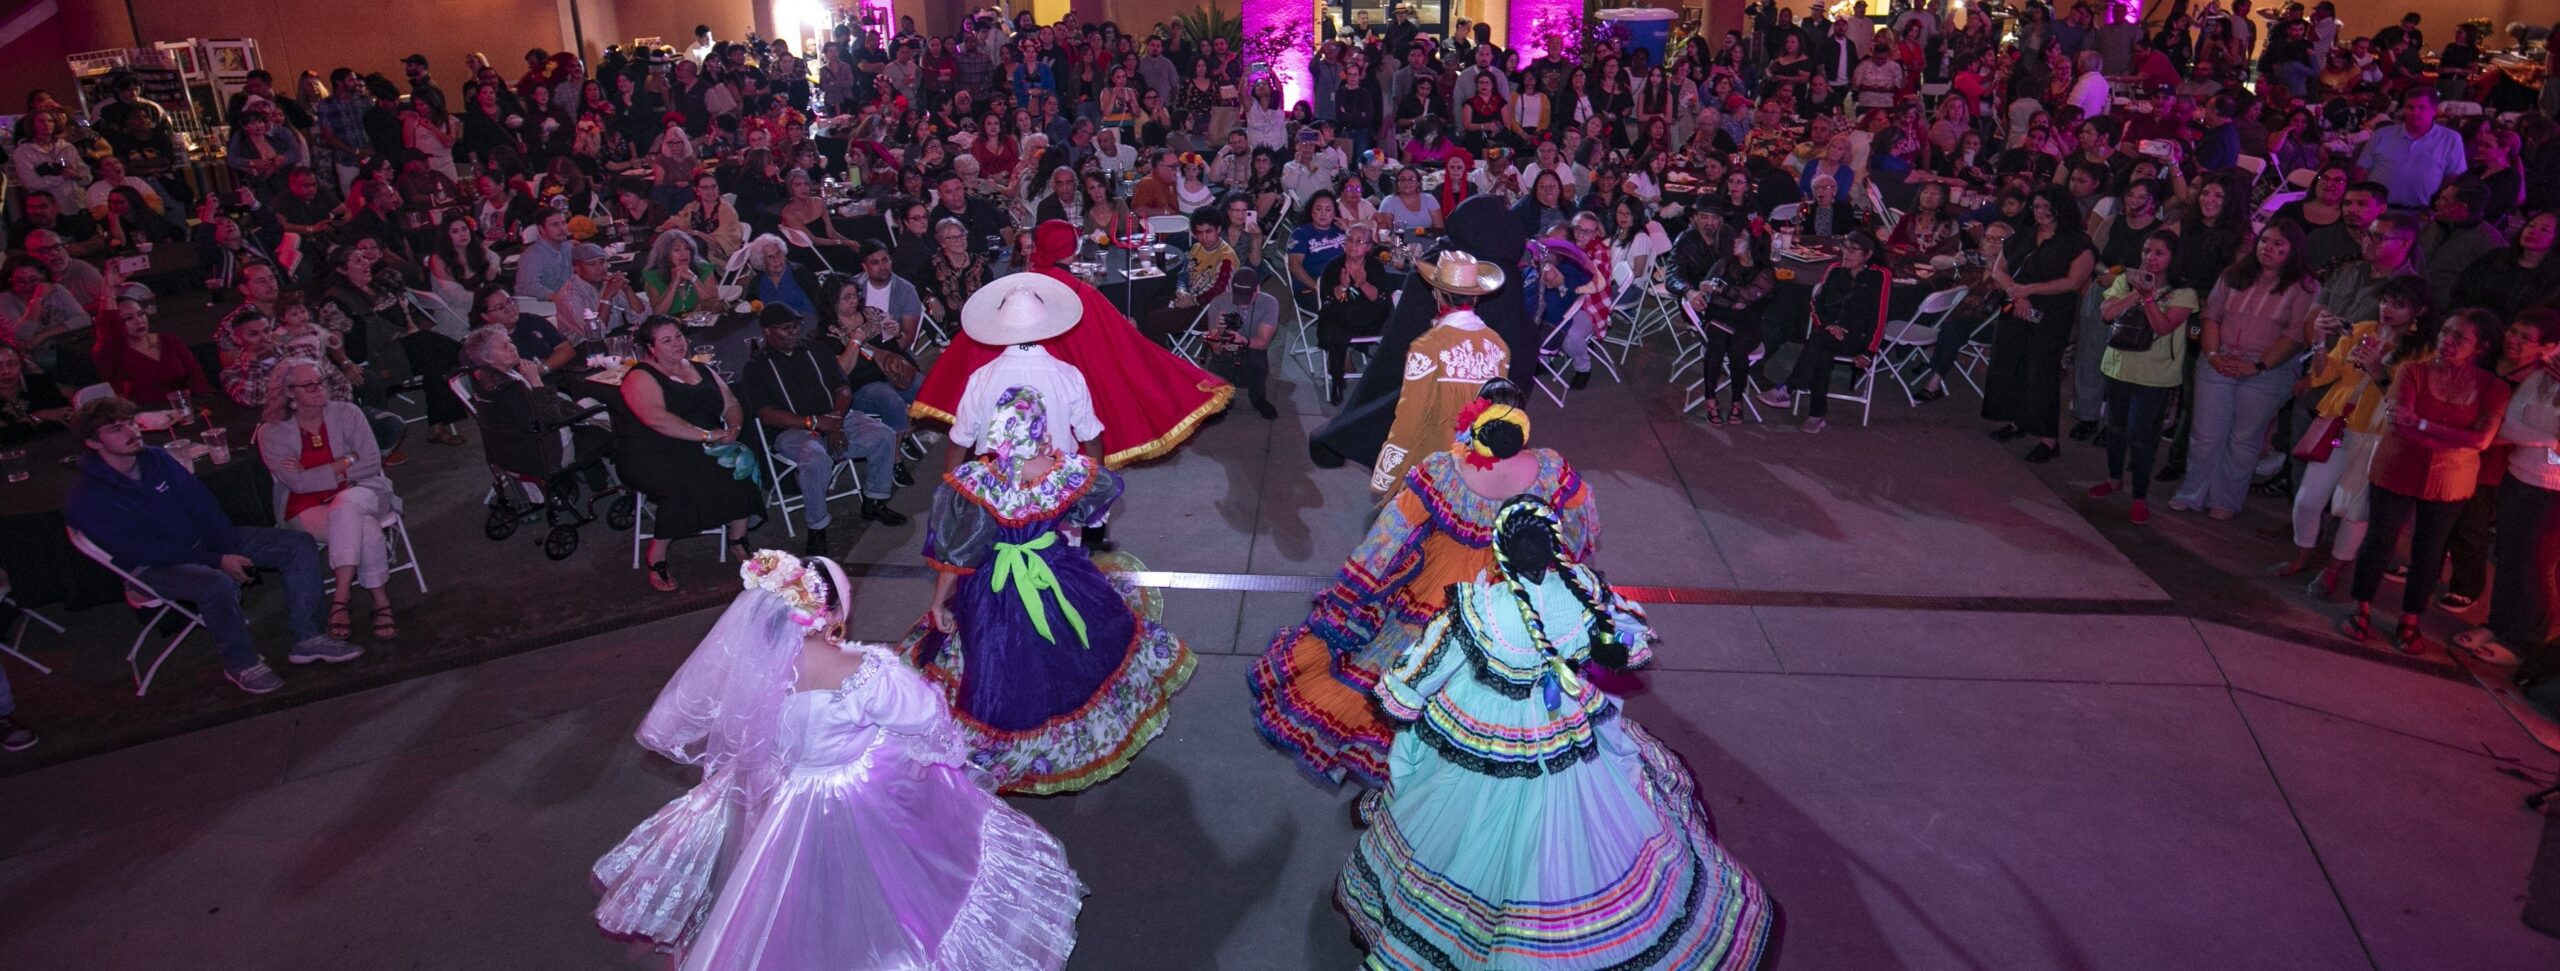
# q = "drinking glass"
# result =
<box><xmin>0</xmin><ymin>449</ymin><xmax>27</xmax><ymax>483</ymax></box>
<box><xmin>202</xmin><ymin>428</ymin><xmax>232</xmax><ymax>465</ymax></box>
<box><xmin>167</xmin><ymin>390</ymin><xmax>194</xmax><ymax>426</ymax></box>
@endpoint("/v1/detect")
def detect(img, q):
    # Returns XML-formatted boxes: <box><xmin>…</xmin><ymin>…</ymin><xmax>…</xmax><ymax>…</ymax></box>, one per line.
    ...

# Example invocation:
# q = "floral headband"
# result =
<box><xmin>741</xmin><ymin>550</ymin><xmax>835</xmax><ymax>630</ymax></box>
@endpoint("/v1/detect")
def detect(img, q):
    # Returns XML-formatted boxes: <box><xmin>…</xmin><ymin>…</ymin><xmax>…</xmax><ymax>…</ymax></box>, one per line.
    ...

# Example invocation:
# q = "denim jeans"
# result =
<box><xmin>776</xmin><ymin>413</ymin><xmax>898</xmax><ymax>529</ymax></box>
<box><xmin>2171</xmin><ymin>365</ymin><xmax>2293</xmax><ymax>513</ymax></box>
<box><xmin>2071</xmin><ymin>287</ymin><xmax>2110</xmax><ymax>421</ymax></box>
<box><xmin>132</xmin><ymin>527</ymin><xmax>327</xmax><ymax>673</ymax></box>
<box><xmin>2101</xmin><ymin>379</ymin><xmax>2172</xmax><ymax>500</ymax></box>
<box><xmin>849</xmin><ymin>380</ymin><xmax>918</xmax><ymax>437</ymax></box>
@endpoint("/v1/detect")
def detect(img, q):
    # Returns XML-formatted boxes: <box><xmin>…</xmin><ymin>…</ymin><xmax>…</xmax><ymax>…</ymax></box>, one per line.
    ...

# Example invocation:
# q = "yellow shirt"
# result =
<box><xmin>2306</xmin><ymin>321</ymin><xmax>2429</xmax><ymax>434</ymax></box>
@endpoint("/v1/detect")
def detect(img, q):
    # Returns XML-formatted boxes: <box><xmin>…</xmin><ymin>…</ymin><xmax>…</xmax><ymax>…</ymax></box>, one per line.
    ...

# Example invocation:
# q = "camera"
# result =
<box><xmin>32</xmin><ymin>162</ymin><xmax>61</xmax><ymax>177</ymax></box>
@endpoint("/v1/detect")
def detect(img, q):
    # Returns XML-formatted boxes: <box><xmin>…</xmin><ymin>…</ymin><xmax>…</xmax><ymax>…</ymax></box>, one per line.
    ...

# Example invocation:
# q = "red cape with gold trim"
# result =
<box><xmin>911</xmin><ymin>266</ymin><xmax>1233</xmax><ymax>469</ymax></box>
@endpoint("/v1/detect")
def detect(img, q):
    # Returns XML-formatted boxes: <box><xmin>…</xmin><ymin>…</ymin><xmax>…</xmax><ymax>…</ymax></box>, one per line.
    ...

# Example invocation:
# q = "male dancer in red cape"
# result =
<box><xmin>912</xmin><ymin>219</ymin><xmax>1233</xmax><ymax>468</ymax></box>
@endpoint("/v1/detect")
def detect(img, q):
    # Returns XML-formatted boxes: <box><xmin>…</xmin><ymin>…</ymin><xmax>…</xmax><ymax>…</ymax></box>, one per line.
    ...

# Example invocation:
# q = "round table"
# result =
<box><xmin>0</xmin><ymin>403</ymin><xmax>274</xmax><ymax>610</ymax></box>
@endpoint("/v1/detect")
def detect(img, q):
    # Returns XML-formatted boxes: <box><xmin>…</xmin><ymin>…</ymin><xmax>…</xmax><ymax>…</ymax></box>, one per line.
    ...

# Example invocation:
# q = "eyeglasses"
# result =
<box><xmin>288</xmin><ymin>380</ymin><xmax>325</xmax><ymax>391</ymax></box>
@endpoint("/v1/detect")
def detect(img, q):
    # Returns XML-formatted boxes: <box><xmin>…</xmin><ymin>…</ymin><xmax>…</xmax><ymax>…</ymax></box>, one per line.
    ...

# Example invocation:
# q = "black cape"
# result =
<box><xmin>1308</xmin><ymin>195</ymin><xmax>1535</xmax><ymax>468</ymax></box>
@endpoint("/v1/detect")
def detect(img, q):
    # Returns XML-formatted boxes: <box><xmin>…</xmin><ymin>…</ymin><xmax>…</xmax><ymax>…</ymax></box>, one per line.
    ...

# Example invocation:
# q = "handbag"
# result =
<box><xmin>2290</xmin><ymin>413</ymin><xmax>2346</xmax><ymax>463</ymax></box>
<box><xmin>2104</xmin><ymin>306</ymin><xmax>2159</xmax><ymax>352</ymax></box>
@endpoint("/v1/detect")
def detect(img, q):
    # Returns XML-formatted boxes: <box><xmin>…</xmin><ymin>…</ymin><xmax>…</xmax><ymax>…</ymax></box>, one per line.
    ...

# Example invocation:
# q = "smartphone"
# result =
<box><xmin>110</xmin><ymin>254</ymin><xmax>151</xmax><ymax>276</ymax></box>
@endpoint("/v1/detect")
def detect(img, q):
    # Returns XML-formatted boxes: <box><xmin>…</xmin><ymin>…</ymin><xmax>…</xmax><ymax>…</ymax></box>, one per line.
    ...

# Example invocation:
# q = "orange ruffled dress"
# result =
<box><xmin>1246</xmin><ymin>448</ymin><xmax>1596</xmax><ymax>789</ymax></box>
<box><xmin>913</xmin><ymin>265</ymin><xmax>1232</xmax><ymax>469</ymax></box>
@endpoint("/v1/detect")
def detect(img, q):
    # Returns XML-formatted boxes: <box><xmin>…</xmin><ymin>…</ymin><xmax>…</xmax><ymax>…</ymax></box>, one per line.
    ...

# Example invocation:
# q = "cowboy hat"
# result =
<box><xmin>961</xmin><ymin>271</ymin><xmax>1083</xmax><ymax>345</ymax></box>
<box><xmin>1415</xmin><ymin>248</ymin><xmax>1506</xmax><ymax>296</ymax></box>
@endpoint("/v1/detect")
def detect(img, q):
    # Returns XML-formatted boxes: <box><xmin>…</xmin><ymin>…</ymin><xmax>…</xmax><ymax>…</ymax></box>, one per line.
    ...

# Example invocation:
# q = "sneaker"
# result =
<box><xmin>0</xmin><ymin>716</ymin><xmax>36</xmax><ymax>752</ymax></box>
<box><xmin>899</xmin><ymin>436</ymin><xmax>927</xmax><ymax>461</ymax></box>
<box><xmin>2068</xmin><ymin>419</ymin><xmax>2100</xmax><ymax>441</ymax></box>
<box><xmin>2128</xmin><ymin>500</ymin><xmax>2151</xmax><ymax>525</ymax></box>
<box><xmin>893</xmin><ymin>463</ymin><xmax>916</xmax><ymax>488</ymax></box>
<box><xmin>1754</xmin><ymin>387</ymin><xmax>1793</xmax><ymax>409</ymax></box>
<box><xmin>1799</xmin><ymin>417</ymin><xmax>1825</xmax><ymax>434</ymax></box>
<box><xmin>381</xmin><ymin>449</ymin><xmax>409</xmax><ymax>468</ymax></box>
<box><xmin>2438</xmin><ymin>592</ymin><xmax>2478</xmax><ymax>611</ymax></box>
<box><xmin>227</xmin><ymin>662</ymin><xmax>285</xmax><ymax>694</ymax></box>
<box><xmin>288</xmin><ymin>636</ymin><xmax>365</xmax><ymax>665</ymax></box>
<box><xmin>861</xmin><ymin>498</ymin><xmax>910</xmax><ymax>527</ymax></box>
<box><xmin>2087</xmin><ymin>480</ymin><xmax>2120</xmax><ymax>499</ymax></box>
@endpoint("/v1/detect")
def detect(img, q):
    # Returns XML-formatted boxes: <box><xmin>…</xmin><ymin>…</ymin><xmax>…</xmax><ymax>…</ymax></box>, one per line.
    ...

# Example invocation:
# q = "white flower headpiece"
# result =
<box><xmin>741</xmin><ymin>550</ymin><xmax>831</xmax><ymax>630</ymax></box>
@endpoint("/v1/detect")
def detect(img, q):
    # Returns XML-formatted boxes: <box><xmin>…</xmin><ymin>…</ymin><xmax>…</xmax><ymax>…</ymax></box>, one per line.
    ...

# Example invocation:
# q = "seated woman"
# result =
<box><xmin>0</xmin><ymin>342</ymin><xmax>71</xmax><ymax>446</ymax></box>
<box><xmin>1757</xmin><ymin>230</ymin><xmax>1891</xmax><ymax>433</ymax></box>
<box><xmin>639</xmin><ymin>230</ymin><xmax>721</xmax><ymax>317</ymax></box>
<box><xmin>0</xmin><ymin>255</ymin><xmax>93</xmax><ymax>384</ymax></box>
<box><xmin>258</xmin><ymin>358</ymin><xmax>406</xmax><ymax>641</ymax></box>
<box><xmin>924</xmin><ymin>216</ymin><xmax>993</xmax><ymax>327</ymax></box>
<box><xmin>1314</xmin><ymin>229</ymin><xmax>1396</xmax><ymax>403</ymax></box>
<box><xmin>903</xmin><ymin>385</ymin><xmax>1196</xmax><ymax>795</ymax></box>
<box><xmin>458</xmin><ymin>326</ymin><xmax>613</xmax><ymax>498</ymax></box>
<box><xmin>1252</xmin><ymin>381</ymin><xmax>1594</xmax><ymax>791</ymax></box>
<box><xmin>1340</xmin><ymin>495</ymin><xmax>1773</xmax><ymax>969</ymax></box>
<box><xmin>92</xmin><ymin>298</ymin><xmax>209</xmax><ymax>408</ymax></box>
<box><xmin>1886</xmin><ymin>181</ymin><xmax>1963</xmax><ymax>267</ymax></box>
<box><xmin>616</xmin><ymin>315</ymin><xmax>763</xmax><ymax>592</ymax></box>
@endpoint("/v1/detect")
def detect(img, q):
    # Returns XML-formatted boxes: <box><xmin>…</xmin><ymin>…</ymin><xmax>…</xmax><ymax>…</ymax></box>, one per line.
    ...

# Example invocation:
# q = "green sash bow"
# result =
<box><xmin>990</xmin><ymin>532</ymin><xmax>1089</xmax><ymax>648</ymax></box>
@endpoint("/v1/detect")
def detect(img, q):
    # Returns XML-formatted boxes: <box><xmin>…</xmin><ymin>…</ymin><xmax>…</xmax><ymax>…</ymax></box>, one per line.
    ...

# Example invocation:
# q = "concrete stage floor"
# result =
<box><xmin>4</xmin><ymin>335</ymin><xmax>2558</xmax><ymax>968</ymax></box>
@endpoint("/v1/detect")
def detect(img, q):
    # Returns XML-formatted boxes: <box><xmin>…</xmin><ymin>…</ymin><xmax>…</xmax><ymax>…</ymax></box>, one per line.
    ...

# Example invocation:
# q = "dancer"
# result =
<box><xmin>912</xmin><ymin>219</ymin><xmax>1231</xmax><ymax>468</ymax></box>
<box><xmin>903</xmin><ymin>384</ymin><xmax>1196</xmax><ymax>794</ymax></box>
<box><xmin>1369</xmin><ymin>248</ymin><xmax>1514</xmax><ymax>496</ymax></box>
<box><xmin>1252</xmin><ymin>380</ymin><xmax>1594</xmax><ymax>790</ymax></box>
<box><xmin>1312</xmin><ymin>194</ymin><xmax>1535</xmax><ymax>474</ymax></box>
<box><xmin>593</xmin><ymin>551</ymin><xmax>1084</xmax><ymax>969</ymax></box>
<box><xmin>1339</xmin><ymin>496</ymin><xmax>1774</xmax><ymax>970</ymax></box>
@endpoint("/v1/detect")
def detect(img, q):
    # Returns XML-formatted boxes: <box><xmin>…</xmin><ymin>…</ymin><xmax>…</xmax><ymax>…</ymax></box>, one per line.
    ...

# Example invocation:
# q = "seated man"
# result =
<box><xmin>511</xmin><ymin>210</ymin><xmax>577</xmax><ymax>299</ymax></box>
<box><xmin>846</xmin><ymin>241</ymin><xmax>924</xmax><ymax>345</ymax></box>
<box><xmin>470</xmin><ymin>284</ymin><xmax>576</xmax><ymax>372</ymax></box>
<box><xmin>738</xmin><ymin>305</ymin><xmax>908</xmax><ymax>555</ymax></box>
<box><xmin>1137</xmin><ymin>207</ymin><xmax>1237</xmax><ymax>344</ymax></box>
<box><xmin>551</xmin><ymin>243</ymin><xmax>646</xmax><ymax>344</ymax></box>
<box><xmin>8</xmin><ymin>192</ymin><xmax>103</xmax><ymax>257</ymax></box>
<box><xmin>63</xmin><ymin>396</ymin><xmax>363</xmax><ymax>694</ymax></box>
<box><xmin>219</xmin><ymin>311</ymin><xmax>407</xmax><ymax>459</ymax></box>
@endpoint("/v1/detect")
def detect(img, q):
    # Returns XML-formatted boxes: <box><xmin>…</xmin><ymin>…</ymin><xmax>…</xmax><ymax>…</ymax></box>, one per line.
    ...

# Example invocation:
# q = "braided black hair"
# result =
<box><xmin>1492</xmin><ymin>496</ymin><xmax>1630</xmax><ymax>671</ymax></box>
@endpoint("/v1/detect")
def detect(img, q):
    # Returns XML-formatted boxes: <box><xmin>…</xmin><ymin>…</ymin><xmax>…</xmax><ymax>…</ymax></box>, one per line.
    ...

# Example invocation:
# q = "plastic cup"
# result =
<box><xmin>0</xmin><ymin>449</ymin><xmax>27</xmax><ymax>483</ymax></box>
<box><xmin>203</xmin><ymin>428</ymin><xmax>231</xmax><ymax>465</ymax></box>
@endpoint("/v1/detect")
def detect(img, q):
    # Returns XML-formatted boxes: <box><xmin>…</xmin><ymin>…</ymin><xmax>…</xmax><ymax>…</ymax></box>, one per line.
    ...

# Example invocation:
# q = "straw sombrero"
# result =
<box><xmin>960</xmin><ymin>271</ymin><xmax>1083</xmax><ymax>345</ymax></box>
<box><xmin>1415</xmin><ymin>249</ymin><xmax>1506</xmax><ymax>296</ymax></box>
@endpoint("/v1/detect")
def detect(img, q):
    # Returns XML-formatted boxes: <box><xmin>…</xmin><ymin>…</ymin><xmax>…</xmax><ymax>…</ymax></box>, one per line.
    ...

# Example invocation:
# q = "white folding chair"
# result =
<box><xmin>1289</xmin><ymin>288</ymin><xmax>1328</xmax><ymax>381</ymax></box>
<box><xmin>748</xmin><ymin>419</ymin><xmax>865</xmax><ymax>538</ymax></box>
<box><xmin>514</xmin><ymin>295</ymin><xmax>557</xmax><ymax>319</ymax></box>
<box><xmin>2091</xmin><ymin>196</ymin><xmax>2119</xmax><ymax>222</ymax></box>
<box><xmin>66</xmin><ymin>529</ymin><xmax>204</xmax><ymax>697</ymax></box>
<box><xmin>629</xmin><ymin>495</ymin><xmax>735</xmax><ymax>569</ymax></box>
<box><xmin>1951</xmin><ymin>308</ymin><xmax>2002</xmax><ymax>397</ymax></box>
<box><xmin>1768</xmin><ymin>202</ymin><xmax>1802</xmax><ymax>223</ymax></box>
<box><xmin>0</xmin><ymin>573</ymin><xmax>61</xmax><ymax>675</ymax></box>
<box><xmin>72</xmin><ymin>383</ymin><xmax>115</xmax><ymax>406</ymax></box>
<box><xmin>1877</xmin><ymin>287</ymin><xmax>1968</xmax><ymax>406</ymax></box>
<box><xmin>2234</xmin><ymin>154</ymin><xmax>2268</xmax><ymax>187</ymax></box>
<box><xmin>1168</xmin><ymin>302</ymin><xmax>1216</xmax><ymax>364</ymax></box>
<box><xmin>1144</xmin><ymin>214</ymin><xmax>1192</xmax><ymax>251</ymax></box>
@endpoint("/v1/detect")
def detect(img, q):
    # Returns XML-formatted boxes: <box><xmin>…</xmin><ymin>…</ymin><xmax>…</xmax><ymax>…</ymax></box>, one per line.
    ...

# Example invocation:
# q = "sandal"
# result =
<box><xmin>2335</xmin><ymin>608</ymin><xmax>2373</xmax><ymax>643</ymax></box>
<box><xmin>1703</xmin><ymin>402</ymin><xmax>1727</xmax><ymax>426</ymax></box>
<box><xmin>371</xmin><ymin>603</ymin><xmax>397</xmax><ymax>640</ymax></box>
<box><xmin>646</xmin><ymin>557</ymin><xmax>678</xmax><ymax>593</ymax></box>
<box><xmin>326</xmin><ymin>596</ymin><xmax>352</xmax><ymax>639</ymax></box>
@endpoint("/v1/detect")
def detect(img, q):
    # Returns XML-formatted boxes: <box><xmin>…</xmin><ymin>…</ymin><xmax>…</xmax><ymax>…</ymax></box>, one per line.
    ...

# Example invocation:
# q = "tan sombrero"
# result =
<box><xmin>961</xmin><ymin>271</ymin><xmax>1083</xmax><ymax>345</ymax></box>
<box><xmin>1416</xmin><ymin>249</ymin><xmax>1506</xmax><ymax>297</ymax></box>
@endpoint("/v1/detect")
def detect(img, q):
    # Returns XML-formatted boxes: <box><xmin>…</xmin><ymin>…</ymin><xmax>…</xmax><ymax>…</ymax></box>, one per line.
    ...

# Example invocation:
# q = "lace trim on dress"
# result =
<box><xmin>928</xmin><ymin>804</ymin><xmax>1087</xmax><ymax>971</ymax></box>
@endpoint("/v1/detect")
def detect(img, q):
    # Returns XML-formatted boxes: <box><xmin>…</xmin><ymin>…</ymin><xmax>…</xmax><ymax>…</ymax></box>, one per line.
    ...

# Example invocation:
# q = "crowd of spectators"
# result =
<box><xmin>5</xmin><ymin>1</ymin><xmax>2560</xmax><ymax>750</ymax></box>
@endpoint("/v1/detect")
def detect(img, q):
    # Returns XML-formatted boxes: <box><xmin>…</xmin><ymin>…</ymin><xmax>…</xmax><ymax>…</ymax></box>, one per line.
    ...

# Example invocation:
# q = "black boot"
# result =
<box><xmin>894</xmin><ymin>463</ymin><xmax>915</xmax><ymax>488</ymax></box>
<box><xmin>802</xmin><ymin>526</ymin><xmax>829</xmax><ymax>556</ymax></box>
<box><xmin>2068</xmin><ymin>419</ymin><xmax>2100</xmax><ymax>442</ymax></box>
<box><xmin>1253</xmin><ymin>392</ymin><xmax>1278</xmax><ymax>419</ymax></box>
<box><xmin>861</xmin><ymin>498</ymin><xmax>909</xmax><ymax>526</ymax></box>
<box><xmin>1569</xmin><ymin>368</ymin><xmax>1591</xmax><ymax>390</ymax></box>
<box><xmin>1327</xmin><ymin>375</ymin><xmax>1345</xmax><ymax>404</ymax></box>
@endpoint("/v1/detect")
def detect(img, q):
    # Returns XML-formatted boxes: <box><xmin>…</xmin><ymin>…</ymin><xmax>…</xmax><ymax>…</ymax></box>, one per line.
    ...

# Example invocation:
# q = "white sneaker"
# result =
<box><xmin>1800</xmin><ymin>417</ymin><xmax>1826</xmax><ymax>434</ymax></box>
<box><xmin>288</xmin><ymin>636</ymin><xmax>364</xmax><ymax>665</ymax></box>
<box><xmin>1754</xmin><ymin>387</ymin><xmax>1794</xmax><ymax>409</ymax></box>
<box><xmin>226</xmin><ymin>662</ymin><xmax>284</xmax><ymax>694</ymax></box>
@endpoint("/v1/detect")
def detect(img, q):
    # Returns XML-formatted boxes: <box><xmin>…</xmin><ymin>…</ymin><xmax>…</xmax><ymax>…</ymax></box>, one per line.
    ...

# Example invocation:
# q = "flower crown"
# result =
<box><xmin>741</xmin><ymin>550</ymin><xmax>832</xmax><ymax>630</ymax></box>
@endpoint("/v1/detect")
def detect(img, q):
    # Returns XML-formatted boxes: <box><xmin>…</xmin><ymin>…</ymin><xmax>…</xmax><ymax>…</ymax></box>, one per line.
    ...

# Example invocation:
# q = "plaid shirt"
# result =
<box><xmin>315</xmin><ymin>94</ymin><xmax>372</xmax><ymax>156</ymax></box>
<box><xmin>954</xmin><ymin>44</ymin><xmax>994</xmax><ymax>96</ymax></box>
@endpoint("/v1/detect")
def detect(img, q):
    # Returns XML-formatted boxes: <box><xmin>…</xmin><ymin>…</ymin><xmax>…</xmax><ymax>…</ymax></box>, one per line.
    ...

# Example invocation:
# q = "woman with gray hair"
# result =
<box><xmin>641</xmin><ymin>230</ymin><xmax>721</xmax><ymax>316</ymax></box>
<box><xmin>461</xmin><ymin>324</ymin><xmax>615</xmax><ymax>497</ymax></box>
<box><xmin>259</xmin><ymin>357</ymin><xmax>406</xmax><ymax>640</ymax></box>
